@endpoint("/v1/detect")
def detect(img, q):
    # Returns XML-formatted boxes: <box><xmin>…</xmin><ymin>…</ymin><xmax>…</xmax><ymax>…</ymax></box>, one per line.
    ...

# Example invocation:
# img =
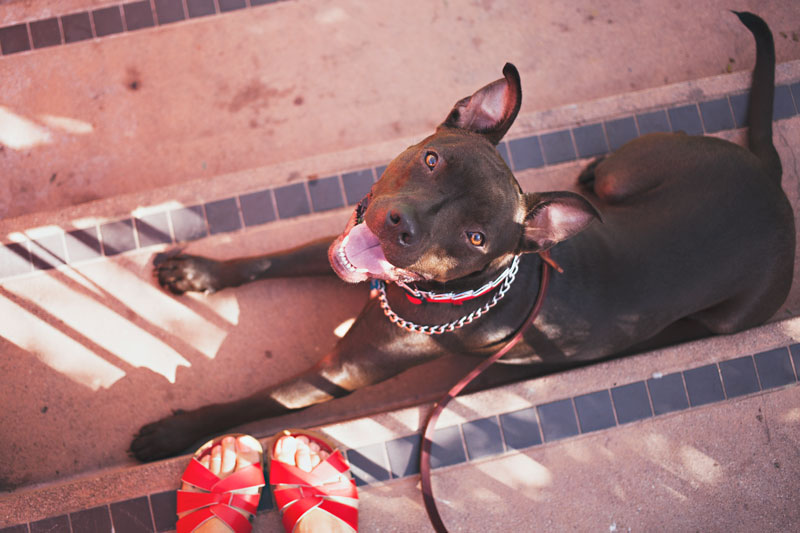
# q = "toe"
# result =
<box><xmin>275</xmin><ymin>436</ymin><xmax>298</xmax><ymax>466</ymax></box>
<box><xmin>235</xmin><ymin>436</ymin><xmax>261</xmax><ymax>468</ymax></box>
<box><xmin>295</xmin><ymin>441</ymin><xmax>312</xmax><ymax>472</ymax></box>
<box><xmin>209</xmin><ymin>443</ymin><xmax>222</xmax><ymax>475</ymax></box>
<box><xmin>220</xmin><ymin>436</ymin><xmax>237</xmax><ymax>476</ymax></box>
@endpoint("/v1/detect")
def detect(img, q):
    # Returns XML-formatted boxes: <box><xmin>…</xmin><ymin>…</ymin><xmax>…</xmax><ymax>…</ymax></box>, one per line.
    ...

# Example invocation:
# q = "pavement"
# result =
<box><xmin>1</xmin><ymin>0</ymin><xmax>800</xmax><ymax>531</ymax></box>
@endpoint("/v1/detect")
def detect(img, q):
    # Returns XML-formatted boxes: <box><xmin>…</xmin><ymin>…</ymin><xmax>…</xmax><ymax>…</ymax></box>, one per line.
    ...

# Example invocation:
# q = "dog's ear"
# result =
<box><xmin>519</xmin><ymin>192</ymin><xmax>601</xmax><ymax>253</ymax></box>
<box><xmin>439</xmin><ymin>63</ymin><xmax>522</xmax><ymax>145</ymax></box>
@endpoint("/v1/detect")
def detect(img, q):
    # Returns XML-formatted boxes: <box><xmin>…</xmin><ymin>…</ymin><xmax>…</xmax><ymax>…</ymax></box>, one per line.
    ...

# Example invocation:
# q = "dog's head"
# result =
<box><xmin>329</xmin><ymin>64</ymin><xmax>599</xmax><ymax>285</ymax></box>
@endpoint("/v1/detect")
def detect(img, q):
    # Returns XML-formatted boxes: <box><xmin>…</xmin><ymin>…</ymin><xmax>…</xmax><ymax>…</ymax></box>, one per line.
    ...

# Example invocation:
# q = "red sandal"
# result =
<box><xmin>268</xmin><ymin>429</ymin><xmax>359</xmax><ymax>532</ymax></box>
<box><xmin>176</xmin><ymin>434</ymin><xmax>265</xmax><ymax>533</ymax></box>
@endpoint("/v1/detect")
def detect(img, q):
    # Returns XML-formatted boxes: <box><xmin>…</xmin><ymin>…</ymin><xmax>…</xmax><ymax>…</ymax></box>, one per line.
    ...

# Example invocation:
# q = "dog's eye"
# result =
<box><xmin>424</xmin><ymin>152</ymin><xmax>438</xmax><ymax>169</ymax></box>
<box><xmin>467</xmin><ymin>232</ymin><xmax>485</xmax><ymax>247</ymax></box>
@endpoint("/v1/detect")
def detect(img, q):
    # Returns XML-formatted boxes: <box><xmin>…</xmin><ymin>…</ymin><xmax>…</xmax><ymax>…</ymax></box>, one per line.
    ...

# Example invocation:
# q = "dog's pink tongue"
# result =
<box><xmin>346</xmin><ymin>223</ymin><xmax>392</xmax><ymax>275</ymax></box>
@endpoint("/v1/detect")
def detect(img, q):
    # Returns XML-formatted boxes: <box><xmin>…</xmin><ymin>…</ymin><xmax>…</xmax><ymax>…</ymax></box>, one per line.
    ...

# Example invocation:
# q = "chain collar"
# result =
<box><xmin>395</xmin><ymin>255</ymin><xmax>521</xmax><ymax>305</ymax></box>
<box><xmin>375</xmin><ymin>255</ymin><xmax>521</xmax><ymax>335</ymax></box>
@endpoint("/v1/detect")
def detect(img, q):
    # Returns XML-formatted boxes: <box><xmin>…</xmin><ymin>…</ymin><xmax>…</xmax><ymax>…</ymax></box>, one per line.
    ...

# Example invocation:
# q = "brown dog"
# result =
<box><xmin>131</xmin><ymin>12</ymin><xmax>794</xmax><ymax>461</ymax></box>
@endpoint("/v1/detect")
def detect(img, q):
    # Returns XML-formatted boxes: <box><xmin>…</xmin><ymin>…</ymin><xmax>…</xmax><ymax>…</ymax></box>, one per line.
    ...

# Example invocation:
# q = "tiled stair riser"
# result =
<box><xmin>2</xmin><ymin>82</ymin><xmax>799</xmax><ymax>282</ymax></box>
<box><xmin>0</xmin><ymin>1</ymin><xmax>288</xmax><ymax>56</ymax></box>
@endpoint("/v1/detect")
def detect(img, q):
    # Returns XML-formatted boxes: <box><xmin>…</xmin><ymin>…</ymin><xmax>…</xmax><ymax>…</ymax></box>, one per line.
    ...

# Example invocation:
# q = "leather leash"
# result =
<box><xmin>419</xmin><ymin>253</ymin><xmax>554</xmax><ymax>532</ymax></box>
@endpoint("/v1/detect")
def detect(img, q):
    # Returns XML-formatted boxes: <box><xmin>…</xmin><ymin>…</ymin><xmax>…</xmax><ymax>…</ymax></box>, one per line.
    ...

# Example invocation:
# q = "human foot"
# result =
<box><xmin>270</xmin><ymin>430</ymin><xmax>359</xmax><ymax>533</ymax></box>
<box><xmin>177</xmin><ymin>434</ymin><xmax>265</xmax><ymax>533</ymax></box>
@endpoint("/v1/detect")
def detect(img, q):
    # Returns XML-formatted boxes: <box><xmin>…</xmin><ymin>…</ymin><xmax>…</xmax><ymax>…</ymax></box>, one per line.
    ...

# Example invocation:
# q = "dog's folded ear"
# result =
<box><xmin>519</xmin><ymin>192</ymin><xmax>601</xmax><ymax>253</ymax></box>
<box><xmin>439</xmin><ymin>63</ymin><xmax>522</xmax><ymax>145</ymax></box>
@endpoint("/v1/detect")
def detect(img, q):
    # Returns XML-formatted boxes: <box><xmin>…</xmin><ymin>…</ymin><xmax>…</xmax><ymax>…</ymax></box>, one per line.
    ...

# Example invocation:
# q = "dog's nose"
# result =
<box><xmin>386</xmin><ymin>206</ymin><xmax>419</xmax><ymax>247</ymax></box>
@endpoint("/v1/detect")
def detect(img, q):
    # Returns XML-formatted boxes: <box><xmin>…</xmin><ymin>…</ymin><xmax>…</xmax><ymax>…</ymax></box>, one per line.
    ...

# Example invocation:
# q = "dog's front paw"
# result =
<box><xmin>130</xmin><ymin>411</ymin><xmax>205</xmax><ymax>462</ymax></box>
<box><xmin>154</xmin><ymin>252</ymin><xmax>226</xmax><ymax>294</ymax></box>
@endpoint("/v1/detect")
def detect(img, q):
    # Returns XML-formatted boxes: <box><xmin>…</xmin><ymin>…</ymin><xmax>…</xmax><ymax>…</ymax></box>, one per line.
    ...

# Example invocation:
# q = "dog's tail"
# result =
<box><xmin>733</xmin><ymin>11</ymin><xmax>782</xmax><ymax>184</ymax></box>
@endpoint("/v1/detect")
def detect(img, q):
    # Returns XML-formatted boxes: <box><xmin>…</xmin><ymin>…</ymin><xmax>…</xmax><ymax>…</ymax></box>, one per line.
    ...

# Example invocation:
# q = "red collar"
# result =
<box><xmin>398</xmin><ymin>251</ymin><xmax>562</xmax><ymax>305</ymax></box>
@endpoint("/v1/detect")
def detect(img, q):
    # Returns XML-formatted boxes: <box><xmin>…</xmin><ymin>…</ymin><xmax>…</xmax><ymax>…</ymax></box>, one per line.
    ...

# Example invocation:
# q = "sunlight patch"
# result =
<box><xmin>476</xmin><ymin>453</ymin><xmax>553</xmax><ymax>491</ymax></box>
<box><xmin>7</xmin><ymin>276</ymin><xmax>191</xmax><ymax>382</ymax></box>
<box><xmin>778</xmin><ymin>316</ymin><xmax>800</xmax><ymax>341</ymax></box>
<box><xmin>334</xmin><ymin>317</ymin><xmax>356</xmax><ymax>338</ymax></box>
<box><xmin>679</xmin><ymin>445</ymin><xmax>722</xmax><ymax>485</ymax></box>
<box><xmin>0</xmin><ymin>106</ymin><xmax>52</xmax><ymax>149</ymax></box>
<box><xmin>39</xmin><ymin>114</ymin><xmax>93</xmax><ymax>135</ymax></box>
<box><xmin>0</xmin><ymin>295</ymin><xmax>125</xmax><ymax>390</ymax></box>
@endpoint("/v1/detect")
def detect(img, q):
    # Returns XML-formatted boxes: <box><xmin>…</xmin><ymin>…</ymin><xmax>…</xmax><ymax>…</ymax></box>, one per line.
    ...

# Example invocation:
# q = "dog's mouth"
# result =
<box><xmin>328</xmin><ymin>195</ymin><xmax>423</xmax><ymax>284</ymax></box>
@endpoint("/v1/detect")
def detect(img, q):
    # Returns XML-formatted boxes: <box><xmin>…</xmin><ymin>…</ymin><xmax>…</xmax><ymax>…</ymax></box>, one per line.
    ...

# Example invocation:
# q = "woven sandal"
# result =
<box><xmin>268</xmin><ymin>429</ymin><xmax>359</xmax><ymax>532</ymax></box>
<box><xmin>176</xmin><ymin>434</ymin><xmax>265</xmax><ymax>533</ymax></box>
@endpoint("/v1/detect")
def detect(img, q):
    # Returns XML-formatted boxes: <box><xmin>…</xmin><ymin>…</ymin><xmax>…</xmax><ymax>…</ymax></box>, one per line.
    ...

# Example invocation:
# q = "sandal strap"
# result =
<box><xmin>176</xmin><ymin>503</ymin><xmax>253</xmax><ymax>533</ymax></box>
<box><xmin>181</xmin><ymin>458</ymin><xmax>220</xmax><ymax>491</ymax></box>
<box><xmin>177</xmin><ymin>490</ymin><xmax>261</xmax><ymax>515</ymax></box>
<box><xmin>214</xmin><ymin>463</ymin><xmax>266</xmax><ymax>493</ymax></box>
<box><xmin>280</xmin><ymin>495</ymin><xmax>359</xmax><ymax>533</ymax></box>
<box><xmin>269</xmin><ymin>450</ymin><xmax>350</xmax><ymax>487</ymax></box>
<box><xmin>182</xmin><ymin>458</ymin><xmax>265</xmax><ymax>493</ymax></box>
<box><xmin>273</xmin><ymin>478</ymin><xmax>357</xmax><ymax>510</ymax></box>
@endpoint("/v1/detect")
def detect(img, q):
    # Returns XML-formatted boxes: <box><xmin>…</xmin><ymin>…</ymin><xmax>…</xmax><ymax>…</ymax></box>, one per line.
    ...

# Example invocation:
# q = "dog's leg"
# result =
<box><xmin>155</xmin><ymin>236</ymin><xmax>336</xmax><ymax>294</ymax></box>
<box><xmin>131</xmin><ymin>301</ymin><xmax>441</xmax><ymax>460</ymax></box>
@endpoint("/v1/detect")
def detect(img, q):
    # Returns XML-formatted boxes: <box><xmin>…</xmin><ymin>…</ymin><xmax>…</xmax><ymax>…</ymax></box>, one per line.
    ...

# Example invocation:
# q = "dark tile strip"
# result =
<box><xmin>610</xmin><ymin>380</ymin><xmax>653</xmax><ymax>424</ymax></box>
<box><xmin>497</xmin><ymin>141</ymin><xmax>512</xmax><ymax>167</ymax></box>
<box><xmin>154</xmin><ymin>0</ymin><xmax>186</xmax><ymax>25</ymax></box>
<box><xmin>30</xmin><ymin>233</ymin><xmax>67</xmax><ymax>270</ymax></box>
<box><xmin>0</xmin><ymin>23</ymin><xmax>31</xmax><ymax>54</ymax></box>
<box><xmin>346</xmin><ymin>442</ymin><xmax>391</xmax><ymax>486</ymax></box>
<box><xmin>537</xmin><ymin>398</ymin><xmax>580</xmax><ymax>442</ymax></box>
<box><xmin>789</xmin><ymin>344</ymin><xmax>800</xmax><ymax>379</ymax></box>
<box><xmin>187</xmin><ymin>0</ymin><xmax>217</xmax><ymax>18</ymax></box>
<box><xmin>62</xmin><ymin>11</ymin><xmax>93</xmax><ymax>43</ymax></box>
<box><xmin>499</xmin><ymin>407</ymin><xmax>543</xmax><ymax>449</ymax></box>
<box><xmin>637</xmin><ymin>109</ymin><xmax>671</xmax><ymax>134</ymax></box>
<box><xmin>684</xmin><ymin>363</ymin><xmax>726</xmax><ymax>406</ymax></box>
<box><xmin>647</xmin><ymin>372</ymin><xmax>689</xmax><ymax>415</ymax></box>
<box><xmin>123</xmin><ymin>1</ymin><xmax>156</xmax><ymax>32</ymax></box>
<box><xmin>30</xmin><ymin>18</ymin><xmax>62</xmax><ymax>49</ymax></box>
<box><xmin>572</xmin><ymin>123</ymin><xmax>609</xmax><ymax>158</ymax></box>
<box><xmin>1</xmin><ymin>0</ymin><xmax>291</xmax><ymax>55</ymax></box>
<box><xmin>539</xmin><ymin>129</ymin><xmax>577</xmax><ymax>165</ymax></box>
<box><xmin>69</xmin><ymin>505</ymin><xmax>113</xmax><ymax>533</ymax></box>
<box><xmin>385</xmin><ymin>434</ymin><xmax>421</xmax><ymax>478</ymax></box>
<box><xmin>668</xmin><ymin>104</ymin><xmax>704</xmax><ymax>135</ymax></box>
<box><xmin>574</xmin><ymin>389</ymin><xmax>616</xmax><ymax>433</ymax></box>
<box><xmin>110</xmin><ymin>496</ymin><xmax>155</xmax><ymax>532</ymax></box>
<box><xmin>0</xmin><ymin>525</ymin><xmax>29</xmax><ymax>533</ymax></box>
<box><xmin>219</xmin><ymin>0</ymin><xmax>248</xmax><ymax>12</ymax></box>
<box><xmin>93</xmin><ymin>6</ymin><xmax>125</xmax><ymax>37</ymax></box>
<box><xmin>719</xmin><ymin>355</ymin><xmax>760</xmax><ymax>398</ymax></box>
<box><xmin>699</xmin><ymin>98</ymin><xmax>736</xmax><ymax>132</ymax></box>
<box><xmin>462</xmin><ymin>416</ymin><xmax>505</xmax><ymax>459</ymax></box>
<box><xmin>148</xmin><ymin>491</ymin><xmax>176</xmax><ymax>532</ymax></box>
<box><xmin>29</xmin><ymin>515</ymin><xmax>69</xmax><ymax>533</ymax></box>
<box><xmin>753</xmin><ymin>347</ymin><xmax>795</xmax><ymax>389</ymax></box>
<box><xmin>604</xmin><ymin>116</ymin><xmax>638</xmax><ymax>151</ymax></box>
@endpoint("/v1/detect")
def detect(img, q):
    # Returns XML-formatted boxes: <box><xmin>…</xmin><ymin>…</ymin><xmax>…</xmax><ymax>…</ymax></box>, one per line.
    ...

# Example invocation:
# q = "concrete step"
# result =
<box><xmin>2</xmin><ymin>316</ymin><xmax>799</xmax><ymax>531</ymax></box>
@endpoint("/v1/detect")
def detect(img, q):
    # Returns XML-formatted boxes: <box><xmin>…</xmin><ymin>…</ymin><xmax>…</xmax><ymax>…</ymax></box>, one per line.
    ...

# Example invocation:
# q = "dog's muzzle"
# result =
<box><xmin>328</xmin><ymin>194</ymin><xmax>422</xmax><ymax>284</ymax></box>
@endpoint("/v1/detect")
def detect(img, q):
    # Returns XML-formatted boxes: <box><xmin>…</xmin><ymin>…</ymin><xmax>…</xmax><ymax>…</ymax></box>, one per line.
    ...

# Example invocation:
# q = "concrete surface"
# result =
<box><xmin>1</xmin><ymin>0</ymin><xmax>799</xmax><ymax>531</ymax></box>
